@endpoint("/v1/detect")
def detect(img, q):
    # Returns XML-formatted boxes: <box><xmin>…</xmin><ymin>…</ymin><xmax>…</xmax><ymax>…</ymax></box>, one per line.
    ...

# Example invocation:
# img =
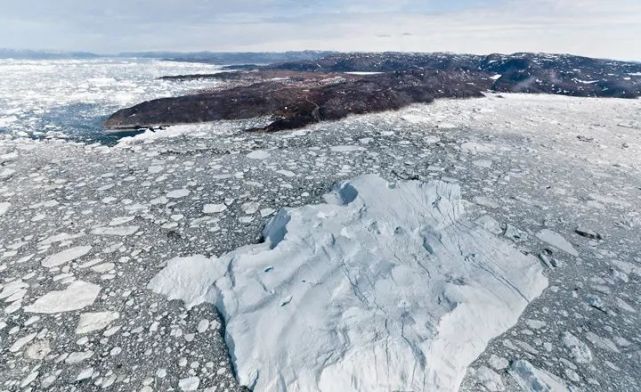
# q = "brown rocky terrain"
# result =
<box><xmin>105</xmin><ymin>69</ymin><xmax>492</xmax><ymax>131</ymax></box>
<box><xmin>104</xmin><ymin>52</ymin><xmax>641</xmax><ymax>132</ymax></box>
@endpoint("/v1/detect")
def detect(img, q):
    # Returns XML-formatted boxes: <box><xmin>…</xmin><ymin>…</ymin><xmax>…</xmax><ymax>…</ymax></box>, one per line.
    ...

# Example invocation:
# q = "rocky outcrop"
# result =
<box><xmin>105</xmin><ymin>69</ymin><xmax>492</xmax><ymax>131</ymax></box>
<box><xmin>266</xmin><ymin>52</ymin><xmax>641</xmax><ymax>98</ymax></box>
<box><xmin>105</xmin><ymin>52</ymin><xmax>641</xmax><ymax>132</ymax></box>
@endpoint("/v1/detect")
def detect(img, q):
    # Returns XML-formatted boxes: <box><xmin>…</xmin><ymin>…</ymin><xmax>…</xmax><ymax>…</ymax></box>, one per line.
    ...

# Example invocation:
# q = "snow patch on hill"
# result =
<box><xmin>148</xmin><ymin>174</ymin><xmax>548</xmax><ymax>391</ymax></box>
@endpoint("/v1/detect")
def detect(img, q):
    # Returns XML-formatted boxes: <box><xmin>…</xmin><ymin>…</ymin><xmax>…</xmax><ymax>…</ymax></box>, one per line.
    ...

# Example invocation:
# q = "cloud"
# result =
<box><xmin>0</xmin><ymin>0</ymin><xmax>639</xmax><ymax>60</ymax></box>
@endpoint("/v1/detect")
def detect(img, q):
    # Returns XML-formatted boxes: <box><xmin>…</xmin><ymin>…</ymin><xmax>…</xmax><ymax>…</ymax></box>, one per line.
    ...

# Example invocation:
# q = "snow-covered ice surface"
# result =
<box><xmin>149</xmin><ymin>174</ymin><xmax>547</xmax><ymax>391</ymax></box>
<box><xmin>1</xmin><ymin>90</ymin><xmax>641</xmax><ymax>391</ymax></box>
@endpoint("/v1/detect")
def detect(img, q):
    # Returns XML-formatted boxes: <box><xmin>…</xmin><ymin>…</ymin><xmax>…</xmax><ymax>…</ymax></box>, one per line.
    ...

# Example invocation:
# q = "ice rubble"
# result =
<box><xmin>149</xmin><ymin>174</ymin><xmax>548</xmax><ymax>391</ymax></box>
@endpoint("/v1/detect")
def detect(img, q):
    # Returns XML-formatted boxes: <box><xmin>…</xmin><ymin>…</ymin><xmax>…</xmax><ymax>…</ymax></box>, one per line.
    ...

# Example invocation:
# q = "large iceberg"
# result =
<box><xmin>149</xmin><ymin>174</ymin><xmax>547</xmax><ymax>391</ymax></box>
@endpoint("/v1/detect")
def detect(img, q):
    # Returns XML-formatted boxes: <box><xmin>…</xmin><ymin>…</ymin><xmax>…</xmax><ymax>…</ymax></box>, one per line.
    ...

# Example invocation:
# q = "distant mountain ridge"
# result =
<box><xmin>125</xmin><ymin>50</ymin><xmax>337</xmax><ymax>65</ymax></box>
<box><xmin>0</xmin><ymin>49</ymin><xmax>335</xmax><ymax>64</ymax></box>
<box><xmin>0</xmin><ymin>49</ymin><xmax>101</xmax><ymax>60</ymax></box>
<box><xmin>261</xmin><ymin>52</ymin><xmax>641</xmax><ymax>98</ymax></box>
<box><xmin>2</xmin><ymin>49</ymin><xmax>638</xmax><ymax>64</ymax></box>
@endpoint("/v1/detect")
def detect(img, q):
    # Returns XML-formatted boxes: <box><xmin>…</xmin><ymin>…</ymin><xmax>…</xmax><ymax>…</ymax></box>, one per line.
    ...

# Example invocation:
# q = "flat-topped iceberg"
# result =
<box><xmin>149</xmin><ymin>174</ymin><xmax>548</xmax><ymax>391</ymax></box>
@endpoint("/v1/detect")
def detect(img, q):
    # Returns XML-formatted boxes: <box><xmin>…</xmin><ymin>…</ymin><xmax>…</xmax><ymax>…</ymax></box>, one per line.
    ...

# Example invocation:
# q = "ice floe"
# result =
<box><xmin>562</xmin><ymin>332</ymin><xmax>593</xmax><ymax>364</ymax></box>
<box><xmin>149</xmin><ymin>174</ymin><xmax>547</xmax><ymax>391</ymax></box>
<box><xmin>25</xmin><ymin>281</ymin><xmax>101</xmax><ymax>314</ymax></box>
<box><xmin>329</xmin><ymin>144</ymin><xmax>366</xmax><ymax>152</ymax></box>
<box><xmin>91</xmin><ymin>226</ymin><xmax>139</xmax><ymax>236</ymax></box>
<box><xmin>203</xmin><ymin>203</ymin><xmax>227</xmax><ymax>214</ymax></box>
<box><xmin>0</xmin><ymin>202</ymin><xmax>10</xmax><ymax>216</ymax></box>
<box><xmin>509</xmin><ymin>359</ymin><xmax>570</xmax><ymax>391</ymax></box>
<box><xmin>76</xmin><ymin>311</ymin><xmax>120</xmax><ymax>334</ymax></box>
<box><xmin>41</xmin><ymin>245</ymin><xmax>92</xmax><ymax>268</ymax></box>
<box><xmin>0</xmin><ymin>279</ymin><xmax>28</xmax><ymax>301</ymax></box>
<box><xmin>536</xmin><ymin>229</ymin><xmax>578</xmax><ymax>257</ymax></box>
<box><xmin>166</xmin><ymin>189</ymin><xmax>190</xmax><ymax>199</ymax></box>
<box><xmin>247</xmin><ymin>150</ymin><xmax>271</xmax><ymax>160</ymax></box>
<box><xmin>148</xmin><ymin>255</ymin><xmax>224</xmax><ymax>308</ymax></box>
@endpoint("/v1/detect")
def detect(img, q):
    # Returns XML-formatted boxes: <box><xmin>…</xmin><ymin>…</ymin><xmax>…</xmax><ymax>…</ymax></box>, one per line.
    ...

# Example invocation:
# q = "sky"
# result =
<box><xmin>1</xmin><ymin>0</ymin><xmax>640</xmax><ymax>60</ymax></box>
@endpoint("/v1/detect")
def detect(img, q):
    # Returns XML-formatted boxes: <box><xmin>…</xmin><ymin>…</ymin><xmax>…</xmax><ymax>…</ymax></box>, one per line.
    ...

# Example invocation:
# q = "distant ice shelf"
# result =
<box><xmin>148</xmin><ymin>174</ymin><xmax>548</xmax><ymax>392</ymax></box>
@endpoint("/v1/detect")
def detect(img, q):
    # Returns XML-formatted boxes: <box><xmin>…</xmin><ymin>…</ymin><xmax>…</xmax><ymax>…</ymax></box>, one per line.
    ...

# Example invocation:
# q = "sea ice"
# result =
<box><xmin>203</xmin><ymin>204</ymin><xmax>227</xmax><ymax>214</ymax></box>
<box><xmin>461</xmin><ymin>142</ymin><xmax>495</xmax><ymax>154</ymax></box>
<box><xmin>0</xmin><ymin>279</ymin><xmax>28</xmax><ymax>301</ymax></box>
<box><xmin>65</xmin><ymin>350</ymin><xmax>94</xmax><ymax>364</ymax></box>
<box><xmin>241</xmin><ymin>202</ymin><xmax>260</xmax><ymax>214</ymax></box>
<box><xmin>536</xmin><ymin>229</ymin><xmax>578</xmax><ymax>256</ymax></box>
<box><xmin>166</xmin><ymin>189</ymin><xmax>190</xmax><ymax>199</ymax></box>
<box><xmin>40</xmin><ymin>232</ymin><xmax>85</xmax><ymax>245</ymax></box>
<box><xmin>0</xmin><ymin>202</ymin><xmax>10</xmax><ymax>216</ymax></box>
<box><xmin>329</xmin><ymin>145</ymin><xmax>366</xmax><ymax>152</ymax></box>
<box><xmin>24</xmin><ymin>281</ymin><xmax>101</xmax><ymax>314</ymax></box>
<box><xmin>509</xmin><ymin>359</ymin><xmax>569</xmax><ymax>391</ymax></box>
<box><xmin>0</xmin><ymin>168</ymin><xmax>16</xmax><ymax>180</ymax></box>
<box><xmin>276</xmin><ymin>169</ymin><xmax>295</xmax><ymax>177</ymax></box>
<box><xmin>472</xmin><ymin>366</ymin><xmax>505</xmax><ymax>391</ymax></box>
<box><xmin>24</xmin><ymin>339</ymin><xmax>51</xmax><ymax>360</ymax></box>
<box><xmin>247</xmin><ymin>150</ymin><xmax>271</xmax><ymax>160</ymax></box>
<box><xmin>41</xmin><ymin>245</ymin><xmax>92</xmax><ymax>268</ymax></box>
<box><xmin>108</xmin><ymin>216</ymin><xmax>135</xmax><ymax>226</ymax></box>
<box><xmin>9</xmin><ymin>333</ymin><xmax>37</xmax><ymax>353</ymax></box>
<box><xmin>148</xmin><ymin>255</ymin><xmax>224</xmax><ymax>308</ymax></box>
<box><xmin>91</xmin><ymin>226</ymin><xmax>139</xmax><ymax>236</ymax></box>
<box><xmin>179</xmin><ymin>376</ymin><xmax>200</xmax><ymax>391</ymax></box>
<box><xmin>562</xmin><ymin>332</ymin><xmax>593</xmax><ymax>363</ymax></box>
<box><xmin>76</xmin><ymin>311</ymin><xmax>120</xmax><ymax>334</ymax></box>
<box><xmin>149</xmin><ymin>175</ymin><xmax>547</xmax><ymax>392</ymax></box>
<box><xmin>76</xmin><ymin>368</ymin><xmax>95</xmax><ymax>382</ymax></box>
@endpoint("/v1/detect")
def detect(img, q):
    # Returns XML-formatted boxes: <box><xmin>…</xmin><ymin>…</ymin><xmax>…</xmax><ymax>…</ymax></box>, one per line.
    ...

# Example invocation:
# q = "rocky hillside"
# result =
<box><xmin>104</xmin><ymin>52</ymin><xmax>641</xmax><ymax>131</ymax></box>
<box><xmin>105</xmin><ymin>69</ymin><xmax>492</xmax><ymax>131</ymax></box>
<box><xmin>265</xmin><ymin>52</ymin><xmax>641</xmax><ymax>98</ymax></box>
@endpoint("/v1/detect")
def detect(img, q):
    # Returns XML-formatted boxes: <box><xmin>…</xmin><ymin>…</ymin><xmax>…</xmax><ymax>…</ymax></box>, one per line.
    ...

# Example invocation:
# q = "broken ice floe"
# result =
<box><xmin>91</xmin><ymin>226</ymin><xmax>139</xmax><ymax>236</ymax></box>
<box><xmin>149</xmin><ymin>174</ymin><xmax>547</xmax><ymax>391</ymax></box>
<box><xmin>562</xmin><ymin>332</ymin><xmax>593</xmax><ymax>364</ymax></box>
<box><xmin>149</xmin><ymin>255</ymin><xmax>223</xmax><ymax>308</ymax></box>
<box><xmin>75</xmin><ymin>311</ymin><xmax>120</xmax><ymax>334</ymax></box>
<box><xmin>41</xmin><ymin>245</ymin><xmax>92</xmax><ymax>268</ymax></box>
<box><xmin>24</xmin><ymin>281</ymin><xmax>101</xmax><ymax>314</ymax></box>
<box><xmin>536</xmin><ymin>229</ymin><xmax>578</xmax><ymax>257</ymax></box>
<box><xmin>247</xmin><ymin>150</ymin><xmax>271</xmax><ymax>160</ymax></box>
<box><xmin>509</xmin><ymin>359</ymin><xmax>571</xmax><ymax>391</ymax></box>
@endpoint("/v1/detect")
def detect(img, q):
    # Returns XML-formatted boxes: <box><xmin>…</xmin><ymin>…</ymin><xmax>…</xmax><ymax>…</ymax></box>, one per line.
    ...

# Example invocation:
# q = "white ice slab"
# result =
<box><xmin>149</xmin><ymin>175</ymin><xmax>548</xmax><ymax>392</ymax></box>
<box><xmin>536</xmin><ymin>229</ymin><xmax>578</xmax><ymax>256</ymax></box>
<box><xmin>247</xmin><ymin>150</ymin><xmax>271</xmax><ymax>160</ymax></box>
<box><xmin>25</xmin><ymin>281</ymin><xmax>101</xmax><ymax>314</ymax></box>
<box><xmin>42</xmin><ymin>246</ymin><xmax>92</xmax><ymax>268</ymax></box>
<box><xmin>509</xmin><ymin>359</ymin><xmax>569</xmax><ymax>391</ymax></box>
<box><xmin>76</xmin><ymin>311</ymin><xmax>120</xmax><ymax>334</ymax></box>
<box><xmin>148</xmin><ymin>255</ymin><xmax>224</xmax><ymax>308</ymax></box>
<box><xmin>91</xmin><ymin>226</ymin><xmax>139</xmax><ymax>236</ymax></box>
